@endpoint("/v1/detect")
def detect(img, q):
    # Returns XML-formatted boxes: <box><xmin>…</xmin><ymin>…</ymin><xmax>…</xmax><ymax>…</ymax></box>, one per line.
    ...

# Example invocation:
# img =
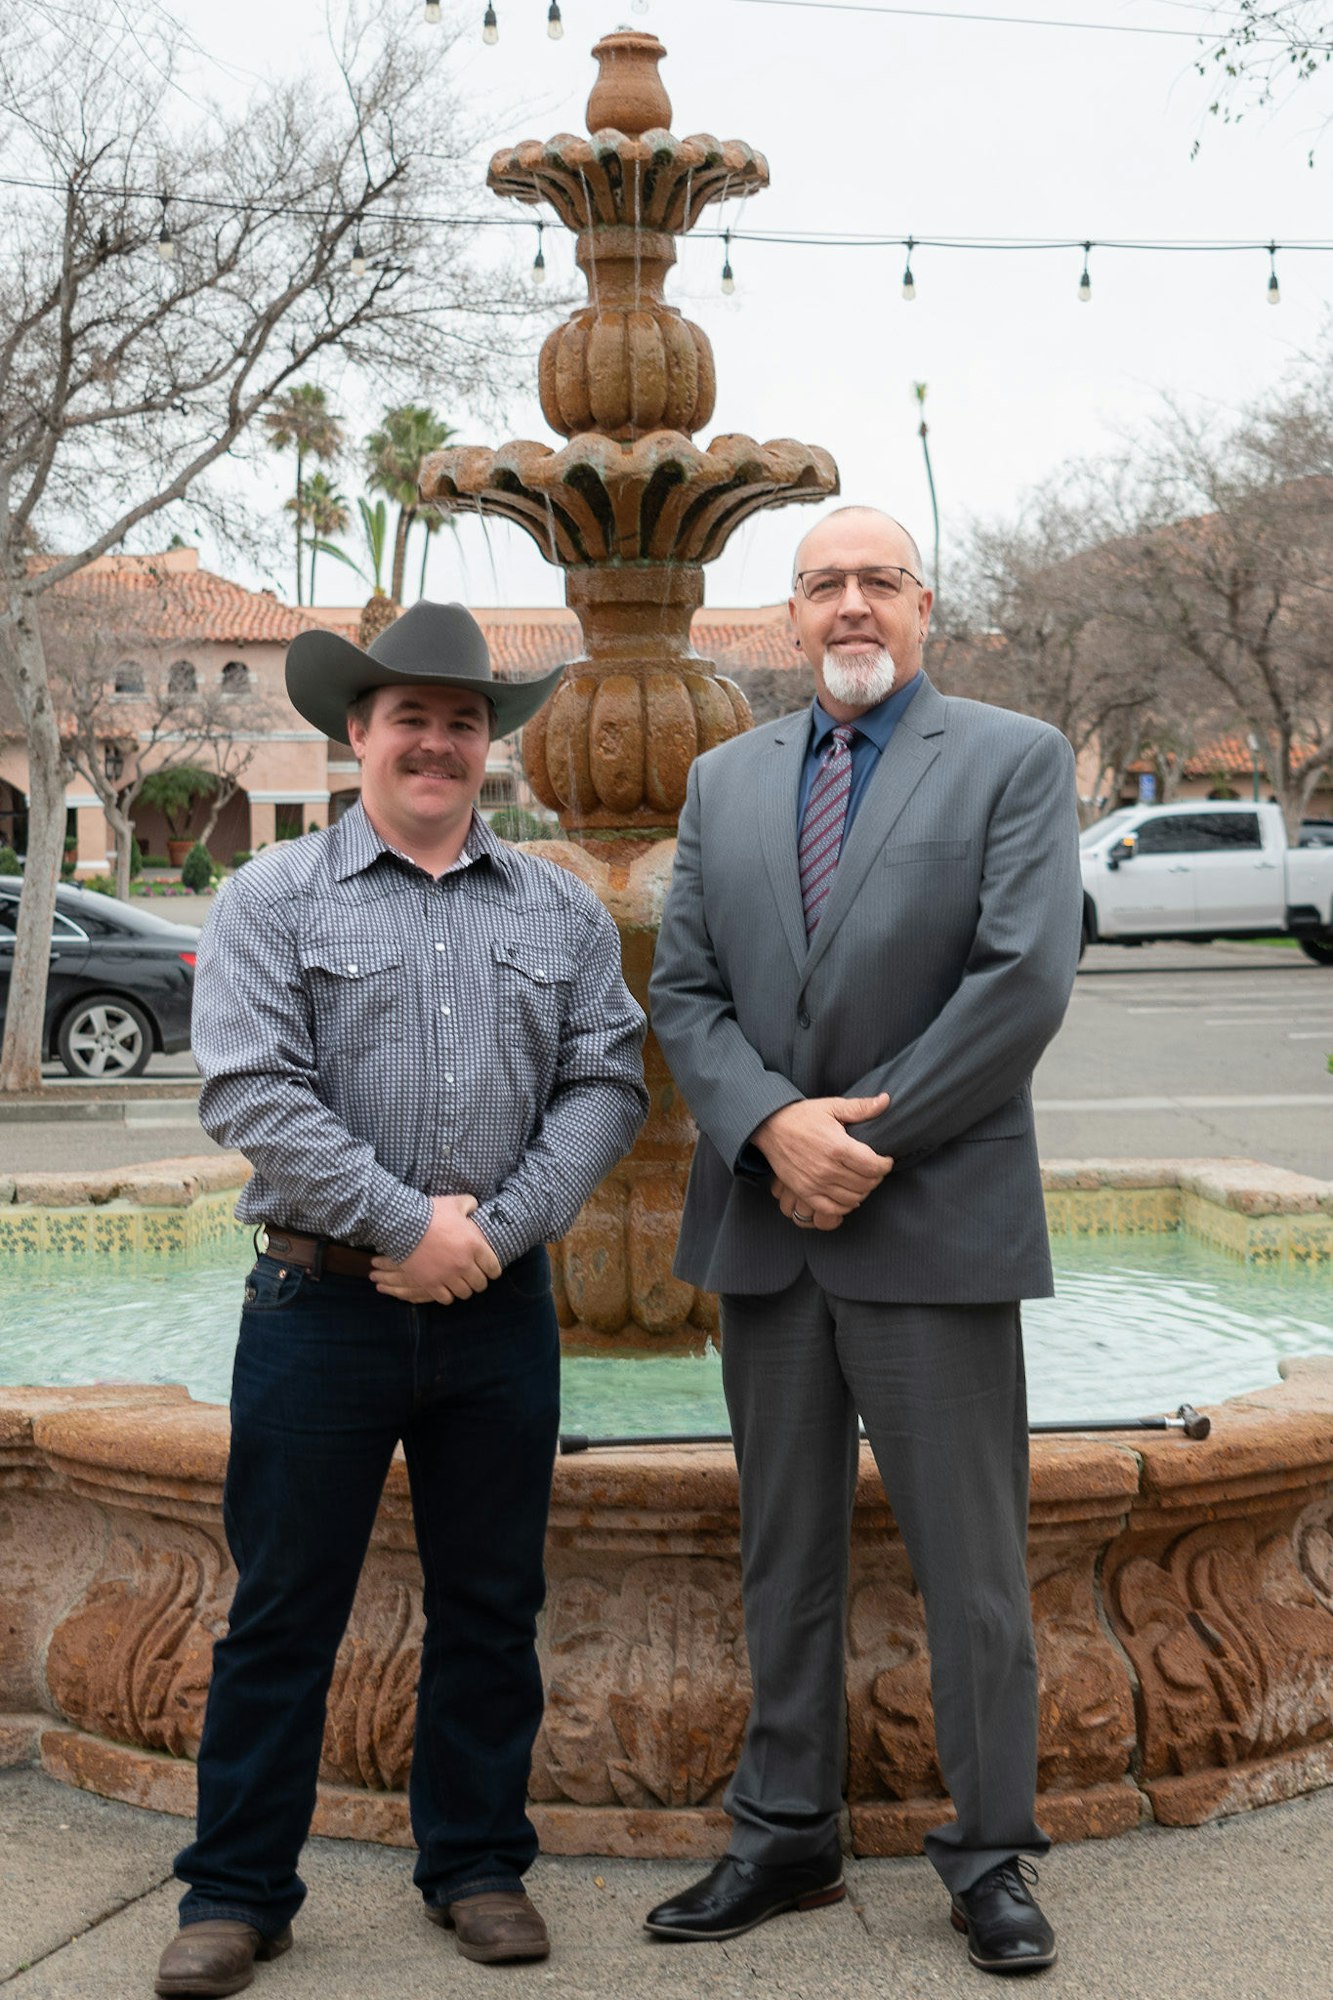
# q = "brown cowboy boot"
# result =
<box><xmin>428</xmin><ymin>1891</ymin><xmax>550</xmax><ymax>1963</ymax></box>
<box><xmin>154</xmin><ymin>1919</ymin><xmax>293</xmax><ymax>1996</ymax></box>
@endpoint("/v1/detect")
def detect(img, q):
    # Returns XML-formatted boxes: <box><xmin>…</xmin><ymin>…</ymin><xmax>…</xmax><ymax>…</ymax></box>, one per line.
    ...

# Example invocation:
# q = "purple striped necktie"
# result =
<box><xmin>799</xmin><ymin>724</ymin><xmax>856</xmax><ymax>937</ymax></box>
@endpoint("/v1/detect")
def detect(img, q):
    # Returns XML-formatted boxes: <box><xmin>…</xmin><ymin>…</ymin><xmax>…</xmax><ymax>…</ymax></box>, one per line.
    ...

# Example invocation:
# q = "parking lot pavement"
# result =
<box><xmin>1035</xmin><ymin>940</ymin><xmax>1333</xmax><ymax>1179</ymax></box>
<box><xmin>5</xmin><ymin>941</ymin><xmax>1331</xmax><ymax>1180</ymax></box>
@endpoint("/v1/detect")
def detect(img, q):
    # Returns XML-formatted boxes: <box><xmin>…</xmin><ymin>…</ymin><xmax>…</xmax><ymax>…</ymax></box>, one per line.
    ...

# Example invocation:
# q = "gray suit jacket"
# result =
<box><xmin>649</xmin><ymin>675</ymin><xmax>1083</xmax><ymax>1304</ymax></box>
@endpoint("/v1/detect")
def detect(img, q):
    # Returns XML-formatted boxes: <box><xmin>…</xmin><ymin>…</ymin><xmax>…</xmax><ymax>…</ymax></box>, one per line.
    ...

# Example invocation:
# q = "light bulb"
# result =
<box><xmin>533</xmin><ymin>247</ymin><xmax>546</xmax><ymax>283</ymax></box>
<box><xmin>901</xmin><ymin>265</ymin><xmax>915</xmax><ymax>302</ymax></box>
<box><xmin>721</xmin><ymin>260</ymin><xmax>735</xmax><ymax>295</ymax></box>
<box><xmin>547</xmin><ymin>1</ymin><xmax>563</xmax><ymax>37</ymax></box>
<box><xmin>1268</xmin><ymin>272</ymin><xmax>1281</xmax><ymax>305</ymax></box>
<box><xmin>1077</xmin><ymin>268</ymin><xmax>1091</xmax><ymax>303</ymax></box>
<box><xmin>351</xmin><ymin>233</ymin><xmax>366</xmax><ymax>277</ymax></box>
<box><xmin>482</xmin><ymin>3</ymin><xmax>498</xmax><ymax>43</ymax></box>
<box><xmin>424</xmin><ymin>0</ymin><xmax>441</xmax><ymax>19</ymax></box>
<box><xmin>156</xmin><ymin>196</ymin><xmax>175</xmax><ymax>263</ymax></box>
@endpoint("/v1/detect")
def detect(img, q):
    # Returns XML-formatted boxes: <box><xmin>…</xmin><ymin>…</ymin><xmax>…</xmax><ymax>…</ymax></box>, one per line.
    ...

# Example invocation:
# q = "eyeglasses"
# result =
<box><xmin>796</xmin><ymin>566</ymin><xmax>923</xmax><ymax>603</ymax></box>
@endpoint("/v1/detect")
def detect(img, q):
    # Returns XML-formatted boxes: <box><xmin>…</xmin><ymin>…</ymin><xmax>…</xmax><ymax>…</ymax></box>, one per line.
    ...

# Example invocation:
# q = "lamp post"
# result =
<box><xmin>912</xmin><ymin>382</ymin><xmax>940</xmax><ymax>595</ymax></box>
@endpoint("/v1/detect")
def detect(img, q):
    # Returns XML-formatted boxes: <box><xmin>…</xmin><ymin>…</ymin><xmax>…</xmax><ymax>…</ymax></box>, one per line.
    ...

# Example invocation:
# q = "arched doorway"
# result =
<box><xmin>0</xmin><ymin>779</ymin><xmax>27</xmax><ymax>856</ymax></box>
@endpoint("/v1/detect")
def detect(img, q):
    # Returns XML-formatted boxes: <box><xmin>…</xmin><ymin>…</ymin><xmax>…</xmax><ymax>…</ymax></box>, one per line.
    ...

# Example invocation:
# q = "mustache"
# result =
<box><xmin>399</xmin><ymin>755</ymin><xmax>469</xmax><ymax>778</ymax></box>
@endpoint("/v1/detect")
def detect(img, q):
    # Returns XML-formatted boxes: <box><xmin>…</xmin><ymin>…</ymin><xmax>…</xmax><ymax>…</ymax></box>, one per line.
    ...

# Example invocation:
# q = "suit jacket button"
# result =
<box><xmin>798</xmin><ymin>1009</ymin><xmax>811</xmax><ymax>1028</ymax></box>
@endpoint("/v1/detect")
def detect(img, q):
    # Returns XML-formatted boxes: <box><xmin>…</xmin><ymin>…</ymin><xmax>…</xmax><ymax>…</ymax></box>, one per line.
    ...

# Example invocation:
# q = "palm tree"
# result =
<box><xmin>364</xmin><ymin>404</ymin><xmax>457</xmax><ymax>605</ymax></box>
<box><xmin>300</xmin><ymin>472</ymin><xmax>352</xmax><ymax>604</ymax></box>
<box><xmin>263</xmin><ymin>384</ymin><xmax>344</xmax><ymax>605</ymax></box>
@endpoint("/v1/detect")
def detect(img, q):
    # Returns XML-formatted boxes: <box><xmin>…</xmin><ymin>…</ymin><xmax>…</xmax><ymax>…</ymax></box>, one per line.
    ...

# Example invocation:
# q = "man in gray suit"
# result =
<box><xmin>644</xmin><ymin>506</ymin><xmax>1082</xmax><ymax>1974</ymax></box>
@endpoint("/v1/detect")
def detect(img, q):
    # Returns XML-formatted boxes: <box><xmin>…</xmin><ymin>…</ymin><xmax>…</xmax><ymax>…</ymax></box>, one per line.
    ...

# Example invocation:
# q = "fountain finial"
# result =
<box><xmin>587</xmin><ymin>29</ymin><xmax>672</xmax><ymax>137</ymax></box>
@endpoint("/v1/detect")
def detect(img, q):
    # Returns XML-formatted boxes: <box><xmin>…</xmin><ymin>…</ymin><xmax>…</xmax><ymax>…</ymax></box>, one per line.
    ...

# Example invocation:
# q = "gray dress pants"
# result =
<box><xmin>720</xmin><ymin>1270</ymin><xmax>1050</xmax><ymax>1895</ymax></box>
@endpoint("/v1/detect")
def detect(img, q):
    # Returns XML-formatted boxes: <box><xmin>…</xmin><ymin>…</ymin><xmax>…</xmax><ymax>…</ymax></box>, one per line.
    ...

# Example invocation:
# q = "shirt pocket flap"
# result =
<box><xmin>299</xmin><ymin>940</ymin><xmax>403</xmax><ymax>979</ymax></box>
<box><xmin>492</xmin><ymin>938</ymin><xmax>575</xmax><ymax>987</ymax></box>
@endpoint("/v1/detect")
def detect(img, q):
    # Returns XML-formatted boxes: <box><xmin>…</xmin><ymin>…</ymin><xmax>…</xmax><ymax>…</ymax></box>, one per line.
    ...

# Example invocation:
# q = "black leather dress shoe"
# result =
<box><xmin>950</xmin><ymin>1859</ymin><xmax>1056</xmax><ymax>1974</ymax></box>
<box><xmin>644</xmin><ymin>1848</ymin><xmax>845</xmax><ymax>1941</ymax></box>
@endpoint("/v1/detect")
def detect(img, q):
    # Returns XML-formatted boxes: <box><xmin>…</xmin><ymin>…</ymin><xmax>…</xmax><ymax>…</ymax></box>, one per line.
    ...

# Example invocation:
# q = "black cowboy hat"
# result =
<box><xmin>285</xmin><ymin>600</ymin><xmax>566</xmax><ymax>746</ymax></box>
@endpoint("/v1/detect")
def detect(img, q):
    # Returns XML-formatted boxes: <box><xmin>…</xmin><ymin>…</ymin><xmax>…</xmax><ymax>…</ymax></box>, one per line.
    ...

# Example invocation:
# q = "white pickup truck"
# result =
<box><xmin>1079</xmin><ymin>801</ymin><xmax>1333</xmax><ymax>965</ymax></box>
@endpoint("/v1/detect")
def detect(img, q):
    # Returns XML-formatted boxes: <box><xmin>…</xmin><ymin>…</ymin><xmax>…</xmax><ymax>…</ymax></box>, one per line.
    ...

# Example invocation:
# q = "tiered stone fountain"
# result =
<box><xmin>421</xmin><ymin>28</ymin><xmax>837</xmax><ymax>1347</ymax></box>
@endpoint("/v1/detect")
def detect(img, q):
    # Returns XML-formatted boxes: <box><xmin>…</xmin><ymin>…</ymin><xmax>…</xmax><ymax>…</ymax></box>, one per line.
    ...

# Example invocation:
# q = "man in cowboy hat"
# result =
<box><xmin>156</xmin><ymin>603</ymin><xmax>648</xmax><ymax>1997</ymax></box>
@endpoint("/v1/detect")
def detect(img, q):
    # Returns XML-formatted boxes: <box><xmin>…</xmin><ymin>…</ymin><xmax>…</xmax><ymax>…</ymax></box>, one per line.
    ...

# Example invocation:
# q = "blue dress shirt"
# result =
<box><xmin>796</xmin><ymin>671</ymin><xmax>924</xmax><ymax>851</ymax></box>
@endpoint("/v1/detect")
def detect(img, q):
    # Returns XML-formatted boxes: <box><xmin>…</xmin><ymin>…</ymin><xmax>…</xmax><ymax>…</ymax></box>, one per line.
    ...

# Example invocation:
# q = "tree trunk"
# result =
<box><xmin>195</xmin><ymin>777</ymin><xmax>238</xmax><ymax>851</ymax></box>
<box><xmin>390</xmin><ymin>505</ymin><xmax>414</xmax><ymax>606</ymax></box>
<box><xmin>111</xmin><ymin>801</ymin><xmax>137</xmax><ymax>902</ymax></box>
<box><xmin>0</xmin><ymin>604</ymin><xmax>65</xmax><ymax>1092</ymax></box>
<box><xmin>294</xmin><ymin>446</ymin><xmax>305</xmax><ymax>606</ymax></box>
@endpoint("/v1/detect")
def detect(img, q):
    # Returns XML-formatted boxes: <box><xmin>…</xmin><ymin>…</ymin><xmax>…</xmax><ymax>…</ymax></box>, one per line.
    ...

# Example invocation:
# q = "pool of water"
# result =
<box><xmin>2</xmin><ymin>1236</ymin><xmax>1330</xmax><ymax>1433</ymax></box>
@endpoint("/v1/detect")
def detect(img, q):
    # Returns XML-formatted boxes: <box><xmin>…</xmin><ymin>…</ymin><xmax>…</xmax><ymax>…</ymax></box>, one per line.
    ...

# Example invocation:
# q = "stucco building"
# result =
<box><xmin>0</xmin><ymin>550</ymin><xmax>797</xmax><ymax>872</ymax></box>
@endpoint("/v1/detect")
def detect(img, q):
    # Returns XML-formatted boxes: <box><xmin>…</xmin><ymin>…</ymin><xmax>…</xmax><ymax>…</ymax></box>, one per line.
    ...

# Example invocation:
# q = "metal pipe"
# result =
<box><xmin>558</xmin><ymin>1404</ymin><xmax>1210</xmax><ymax>1454</ymax></box>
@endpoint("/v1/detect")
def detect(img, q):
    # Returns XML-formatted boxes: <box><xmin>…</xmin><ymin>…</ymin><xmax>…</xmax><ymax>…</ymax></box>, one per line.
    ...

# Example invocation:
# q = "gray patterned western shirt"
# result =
<box><xmin>194</xmin><ymin>802</ymin><xmax>648</xmax><ymax>1265</ymax></box>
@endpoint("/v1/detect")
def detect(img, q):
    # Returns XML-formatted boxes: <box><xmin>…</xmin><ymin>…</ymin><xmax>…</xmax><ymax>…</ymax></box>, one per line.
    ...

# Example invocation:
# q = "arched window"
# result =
<box><xmin>168</xmin><ymin>660</ymin><xmax>197</xmax><ymax>696</ymax></box>
<box><xmin>114</xmin><ymin>661</ymin><xmax>144</xmax><ymax>695</ymax></box>
<box><xmin>220</xmin><ymin>660</ymin><xmax>250</xmax><ymax>696</ymax></box>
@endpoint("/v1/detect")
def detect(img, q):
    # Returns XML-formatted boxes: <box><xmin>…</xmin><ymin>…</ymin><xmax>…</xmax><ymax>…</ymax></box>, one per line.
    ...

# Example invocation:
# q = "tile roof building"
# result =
<box><xmin>0</xmin><ymin>551</ymin><xmax>808</xmax><ymax>869</ymax></box>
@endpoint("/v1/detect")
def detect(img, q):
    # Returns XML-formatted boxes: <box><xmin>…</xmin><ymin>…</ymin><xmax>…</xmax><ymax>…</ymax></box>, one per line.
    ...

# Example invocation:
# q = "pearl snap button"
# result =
<box><xmin>346</xmin><ymin>963</ymin><xmax>358</xmax><ymax>975</ymax></box>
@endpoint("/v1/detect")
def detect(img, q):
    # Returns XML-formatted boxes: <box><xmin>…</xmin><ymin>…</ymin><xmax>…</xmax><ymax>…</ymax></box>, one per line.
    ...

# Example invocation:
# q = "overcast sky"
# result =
<box><xmin>175</xmin><ymin>0</ymin><xmax>1332</xmax><ymax>612</ymax></box>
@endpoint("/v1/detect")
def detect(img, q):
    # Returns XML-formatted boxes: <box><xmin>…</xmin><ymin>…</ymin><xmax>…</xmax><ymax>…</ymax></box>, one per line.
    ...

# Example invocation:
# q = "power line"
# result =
<box><xmin>4</xmin><ymin>177</ymin><xmax>1330</xmax><ymax>255</ymax></box>
<box><xmin>730</xmin><ymin>0</ymin><xmax>1332</xmax><ymax>47</ymax></box>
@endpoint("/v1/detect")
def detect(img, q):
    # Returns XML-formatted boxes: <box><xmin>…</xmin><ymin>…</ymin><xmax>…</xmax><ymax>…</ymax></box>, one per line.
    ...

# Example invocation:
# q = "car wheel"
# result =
<box><xmin>1298</xmin><ymin>934</ymin><xmax>1333</xmax><ymax>967</ymax></box>
<box><xmin>57</xmin><ymin>995</ymin><xmax>154</xmax><ymax>1079</ymax></box>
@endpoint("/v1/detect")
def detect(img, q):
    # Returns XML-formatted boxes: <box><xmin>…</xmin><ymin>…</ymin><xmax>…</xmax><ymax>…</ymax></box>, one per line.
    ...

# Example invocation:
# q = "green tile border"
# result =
<box><xmin>3</xmin><ymin>1168</ymin><xmax>1332</xmax><ymax>1269</ymax></box>
<box><xmin>0</xmin><ymin>1188</ymin><xmax>250</xmax><ymax>1259</ymax></box>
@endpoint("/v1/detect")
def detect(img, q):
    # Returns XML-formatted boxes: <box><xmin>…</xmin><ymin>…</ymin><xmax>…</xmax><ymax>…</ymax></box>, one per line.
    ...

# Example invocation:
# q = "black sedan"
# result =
<box><xmin>0</xmin><ymin>877</ymin><xmax>200</xmax><ymax>1080</ymax></box>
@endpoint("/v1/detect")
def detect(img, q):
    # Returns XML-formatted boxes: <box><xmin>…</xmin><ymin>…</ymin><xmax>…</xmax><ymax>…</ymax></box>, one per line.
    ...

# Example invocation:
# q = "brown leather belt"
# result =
<box><xmin>261</xmin><ymin>1227</ymin><xmax>377</xmax><ymax>1279</ymax></box>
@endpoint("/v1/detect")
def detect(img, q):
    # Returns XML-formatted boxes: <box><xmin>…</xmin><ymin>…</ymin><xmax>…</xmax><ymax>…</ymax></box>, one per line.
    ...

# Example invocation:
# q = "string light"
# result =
<box><xmin>156</xmin><ymin>194</ymin><xmax>175</xmax><ymax>264</ymax></box>
<box><xmin>1077</xmin><ymin>241</ymin><xmax>1091</xmax><ymax>302</ymax></box>
<box><xmin>482</xmin><ymin>3</ymin><xmax>498</xmax><ymax>43</ymax></box>
<box><xmin>350</xmin><ymin>229</ymin><xmax>367</xmax><ymax>276</ymax></box>
<box><xmin>1267</xmin><ymin>241</ymin><xmax>1281</xmax><ymax>305</ymax></box>
<box><xmin>424</xmin><ymin>0</ymin><xmax>441</xmax><ymax>19</ymax></box>
<box><xmin>533</xmin><ymin>221</ymin><xmax>546</xmax><ymax>283</ymax></box>
<box><xmin>720</xmin><ymin>230</ymin><xmax>735</xmax><ymax>294</ymax></box>
<box><xmin>901</xmin><ymin>236</ymin><xmax>916</xmax><ymax>301</ymax></box>
<box><xmin>547</xmin><ymin>0</ymin><xmax>564</xmax><ymax>36</ymax></box>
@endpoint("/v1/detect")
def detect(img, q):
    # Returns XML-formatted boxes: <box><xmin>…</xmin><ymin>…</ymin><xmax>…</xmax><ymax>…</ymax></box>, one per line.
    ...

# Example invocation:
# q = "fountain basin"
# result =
<box><xmin>2</xmin><ymin>1156</ymin><xmax>1332</xmax><ymax>1854</ymax></box>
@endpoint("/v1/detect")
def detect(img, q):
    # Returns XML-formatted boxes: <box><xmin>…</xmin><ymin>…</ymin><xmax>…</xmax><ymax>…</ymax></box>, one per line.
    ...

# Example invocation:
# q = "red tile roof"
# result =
<box><xmin>35</xmin><ymin>556</ymin><xmax>797</xmax><ymax>676</ymax></box>
<box><xmin>42</xmin><ymin>550</ymin><xmax>349</xmax><ymax>646</ymax></box>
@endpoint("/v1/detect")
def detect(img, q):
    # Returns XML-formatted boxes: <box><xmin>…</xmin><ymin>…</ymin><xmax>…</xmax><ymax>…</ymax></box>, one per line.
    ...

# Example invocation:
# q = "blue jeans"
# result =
<box><xmin>175</xmin><ymin>1246</ymin><xmax>560</xmax><ymax>1936</ymax></box>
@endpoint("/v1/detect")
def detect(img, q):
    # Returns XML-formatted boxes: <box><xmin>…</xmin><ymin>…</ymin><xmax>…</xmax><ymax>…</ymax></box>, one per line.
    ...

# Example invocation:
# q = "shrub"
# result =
<box><xmin>0</xmin><ymin>845</ymin><xmax>19</xmax><ymax>875</ymax></box>
<box><xmin>82</xmin><ymin>874</ymin><xmax>117</xmax><ymax>897</ymax></box>
<box><xmin>231</xmin><ymin>849</ymin><xmax>253</xmax><ymax>869</ymax></box>
<box><xmin>490</xmin><ymin>807</ymin><xmax>553</xmax><ymax>843</ymax></box>
<box><xmin>129</xmin><ymin>836</ymin><xmax>143</xmax><ymax>880</ymax></box>
<box><xmin>180</xmin><ymin>841</ymin><xmax>215</xmax><ymax>893</ymax></box>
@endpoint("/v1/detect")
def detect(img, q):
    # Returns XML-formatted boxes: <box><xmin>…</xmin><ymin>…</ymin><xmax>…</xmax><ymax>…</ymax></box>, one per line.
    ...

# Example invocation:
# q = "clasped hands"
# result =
<box><xmin>754</xmin><ymin>1093</ymin><xmax>893</xmax><ymax>1232</ymax></box>
<box><xmin>370</xmin><ymin>1194</ymin><xmax>501</xmax><ymax>1304</ymax></box>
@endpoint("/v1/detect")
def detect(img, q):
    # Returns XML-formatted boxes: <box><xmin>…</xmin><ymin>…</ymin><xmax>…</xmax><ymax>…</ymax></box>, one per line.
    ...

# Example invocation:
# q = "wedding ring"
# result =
<box><xmin>792</xmin><ymin>1207</ymin><xmax>813</xmax><ymax>1225</ymax></box>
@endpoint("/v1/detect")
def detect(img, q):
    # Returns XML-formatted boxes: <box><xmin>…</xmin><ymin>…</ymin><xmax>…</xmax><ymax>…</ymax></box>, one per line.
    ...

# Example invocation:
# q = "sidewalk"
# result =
<box><xmin>1</xmin><ymin>1766</ymin><xmax>1326</xmax><ymax>1999</ymax></box>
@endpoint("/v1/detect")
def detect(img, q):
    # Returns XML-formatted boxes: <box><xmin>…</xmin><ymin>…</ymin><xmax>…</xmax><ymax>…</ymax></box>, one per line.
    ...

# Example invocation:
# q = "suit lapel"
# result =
<box><xmin>802</xmin><ymin>676</ymin><xmax>946</xmax><ymax>983</ymax></box>
<box><xmin>757</xmin><ymin>723</ymin><xmax>811</xmax><ymax>974</ymax></box>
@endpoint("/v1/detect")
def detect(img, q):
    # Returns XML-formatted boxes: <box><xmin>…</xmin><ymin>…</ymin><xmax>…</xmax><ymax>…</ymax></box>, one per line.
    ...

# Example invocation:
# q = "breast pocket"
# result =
<box><xmin>879</xmin><ymin>839</ymin><xmax>971</xmax><ymax>868</ymax></box>
<box><xmin>492</xmin><ymin>938</ymin><xmax>575</xmax><ymax>1063</ymax></box>
<box><xmin>299</xmin><ymin>938</ymin><xmax>405</xmax><ymax>1045</ymax></box>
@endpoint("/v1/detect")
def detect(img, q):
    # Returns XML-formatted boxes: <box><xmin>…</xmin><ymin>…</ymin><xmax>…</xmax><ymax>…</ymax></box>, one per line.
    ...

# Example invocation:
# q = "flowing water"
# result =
<box><xmin>1</xmin><ymin>1235</ymin><xmax>1329</xmax><ymax>1432</ymax></box>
